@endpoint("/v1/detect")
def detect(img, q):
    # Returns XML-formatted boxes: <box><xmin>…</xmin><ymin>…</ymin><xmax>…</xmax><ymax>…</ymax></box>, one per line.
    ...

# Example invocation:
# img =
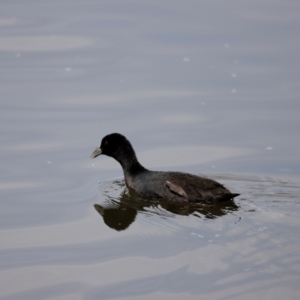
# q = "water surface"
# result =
<box><xmin>1</xmin><ymin>1</ymin><xmax>300</xmax><ymax>299</ymax></box>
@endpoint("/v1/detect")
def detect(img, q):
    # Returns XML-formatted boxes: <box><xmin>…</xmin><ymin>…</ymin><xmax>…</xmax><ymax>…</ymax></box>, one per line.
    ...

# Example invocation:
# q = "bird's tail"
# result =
<box><xmin>218</xmin><ymin>193</ymin><xmax>240</xmax><ymax>202</ymax></box>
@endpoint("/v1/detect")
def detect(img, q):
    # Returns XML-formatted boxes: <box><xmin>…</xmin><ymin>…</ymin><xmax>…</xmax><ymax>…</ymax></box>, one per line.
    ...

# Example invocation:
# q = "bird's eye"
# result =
<box><xmin>103</xmin><ymin>140</ymin><xmax>108</xmax><ymax>146</ymax></box>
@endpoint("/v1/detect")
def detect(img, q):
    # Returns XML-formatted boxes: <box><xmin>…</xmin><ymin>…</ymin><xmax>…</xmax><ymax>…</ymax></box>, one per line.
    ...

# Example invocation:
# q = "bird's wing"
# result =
<box><xmin>165</xmin><ymin>180</ymin><xmax>187</xmax><ymax>198</ymax></box>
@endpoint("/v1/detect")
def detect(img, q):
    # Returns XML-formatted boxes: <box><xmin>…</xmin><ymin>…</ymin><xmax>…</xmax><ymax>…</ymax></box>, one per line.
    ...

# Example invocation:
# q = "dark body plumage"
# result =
<box><xmin>91</xmin><ymin>133</ymin><xmax>239</xmax><ymax>205</ymax></box>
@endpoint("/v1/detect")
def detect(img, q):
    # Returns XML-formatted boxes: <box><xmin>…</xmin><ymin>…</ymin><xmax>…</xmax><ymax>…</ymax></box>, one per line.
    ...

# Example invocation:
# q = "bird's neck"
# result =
<box><xmin>115</xmin><ymin>148</ymin><xmax>146</xmax><ymax>176</ymax></box>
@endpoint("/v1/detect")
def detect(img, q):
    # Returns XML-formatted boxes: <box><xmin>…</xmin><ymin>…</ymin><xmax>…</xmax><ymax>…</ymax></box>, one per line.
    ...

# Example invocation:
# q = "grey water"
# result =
<box><xmin>1</xmin><ymin>1</ymin><xmax>300</xmax><ymax>299</ymax></box>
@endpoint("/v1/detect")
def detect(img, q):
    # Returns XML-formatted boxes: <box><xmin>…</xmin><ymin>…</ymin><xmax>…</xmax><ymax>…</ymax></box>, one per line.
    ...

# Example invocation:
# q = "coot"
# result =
<box><xmin>91</xmin><ymin>133</ymin><xmax>239</xmax><ymax>205</ymax></box>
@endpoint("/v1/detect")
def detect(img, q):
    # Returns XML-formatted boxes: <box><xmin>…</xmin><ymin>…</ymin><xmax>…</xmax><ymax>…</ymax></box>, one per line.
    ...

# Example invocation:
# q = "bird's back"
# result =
<box><xmin>130</xmin><ymin>171</ymin><xmax>239</xmax><ymax>205</ymax></box>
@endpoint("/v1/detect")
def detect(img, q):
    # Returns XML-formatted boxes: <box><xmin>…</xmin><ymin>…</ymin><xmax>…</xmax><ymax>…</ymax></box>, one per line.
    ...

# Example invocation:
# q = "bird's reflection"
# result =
<box><xmin>94</xmin><ymin>180</ymin><xmax>239</xmax><ymax>231</ymax></box>
<box><xmin>94</xmin><ymin>199</ymin><xmax>137</xmax><ymax>231</ymax></box>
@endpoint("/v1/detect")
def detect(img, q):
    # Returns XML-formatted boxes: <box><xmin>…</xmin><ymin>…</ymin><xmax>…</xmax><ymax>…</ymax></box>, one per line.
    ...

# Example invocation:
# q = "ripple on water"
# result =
<box><xmin>89</xmin><ymin>172</ymin><xmax>300</xmax><ymax>299</ymax></box>
<box><xmin>1</xmin><ymin>174</ymin><xmax>300</xmax><ymax>299</ymax></box>
<box><xmin>95</xmin><ymin>177</ymin><xmax>240</xmax><ymax>233</ymax></box>
<box><xmin>94</xmin><ymin>174</ymin><xmax>300</xmax><ymax>252</ymax></box>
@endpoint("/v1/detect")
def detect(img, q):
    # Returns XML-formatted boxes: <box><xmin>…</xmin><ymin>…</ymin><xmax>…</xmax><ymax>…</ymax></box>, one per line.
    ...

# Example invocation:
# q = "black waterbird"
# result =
<box><xmin>91</xmin><ymin>133</ymin><xmax>239</xmax><ymax>205</ymax></box>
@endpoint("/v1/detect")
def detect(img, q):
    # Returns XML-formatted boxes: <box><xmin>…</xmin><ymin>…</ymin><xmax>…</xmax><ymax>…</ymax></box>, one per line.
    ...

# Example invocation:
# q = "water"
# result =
<box><xmin>1</xmin><ymin>1</ymin><xmax>300</xmax><ymax>299</ymax></box>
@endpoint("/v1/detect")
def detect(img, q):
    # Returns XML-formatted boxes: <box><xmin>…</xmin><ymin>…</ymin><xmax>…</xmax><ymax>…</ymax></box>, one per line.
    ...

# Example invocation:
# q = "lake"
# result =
<box><xmin>1</xmin><ymin>1</ymin><xmax>300</xmax><ymax>299</ymax></box>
